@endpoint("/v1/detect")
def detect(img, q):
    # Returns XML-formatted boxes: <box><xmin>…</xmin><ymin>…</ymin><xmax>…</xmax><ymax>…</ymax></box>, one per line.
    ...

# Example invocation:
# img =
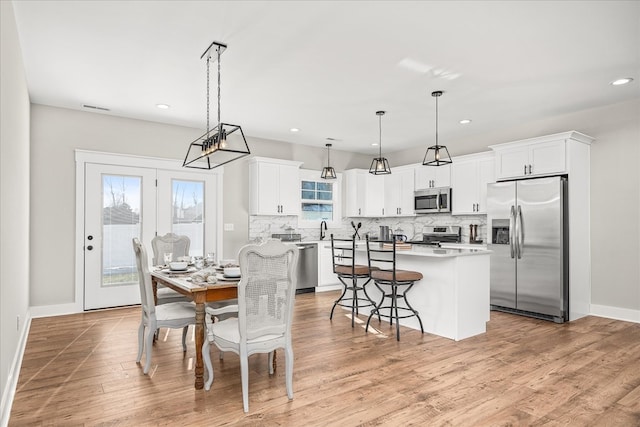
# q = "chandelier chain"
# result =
<box><xmin>435</xmin><ymin>94</ymin><xmax>439</xmax><ymax>146</ymax></box>
<box><xmin>217</xmin><ymin>45</ymin><xmax>221</xmax><ymax>127</ymax></box>
<box><xmin>379</xmin><ymin>114</ymin><xmax>382</xmax><ymax>157</ymax></box>
<box><xmin>206</xmin><ymin>56</ymin><xmax>210</xmax><ymax>137</ymax></box>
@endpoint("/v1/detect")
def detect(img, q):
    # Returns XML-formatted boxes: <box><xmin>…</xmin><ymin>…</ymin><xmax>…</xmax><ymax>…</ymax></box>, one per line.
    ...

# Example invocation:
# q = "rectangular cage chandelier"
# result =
<box><xmin>183</xmin><ymin>41</ymin><xmax>251</xmax><ymax>170</ymax></box>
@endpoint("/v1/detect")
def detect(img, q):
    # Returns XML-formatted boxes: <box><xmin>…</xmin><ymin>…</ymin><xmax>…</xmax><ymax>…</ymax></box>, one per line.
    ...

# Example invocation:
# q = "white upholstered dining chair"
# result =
<box><xmin>202</xmin><ymin>239</ymin><xmax>300</xmax><ymax>412</ymax></box>
<box><xmin>132</xmin><ymin>237</ymin><xmax>195</xmax><ymax>374</ymax></box>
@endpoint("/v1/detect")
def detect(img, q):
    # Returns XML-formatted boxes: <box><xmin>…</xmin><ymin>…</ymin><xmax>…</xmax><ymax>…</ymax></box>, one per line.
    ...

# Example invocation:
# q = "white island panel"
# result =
<box><xmin>354</xmin><ymin>245</ymin><xmax>491</xmax><ymax>341</ymax></box>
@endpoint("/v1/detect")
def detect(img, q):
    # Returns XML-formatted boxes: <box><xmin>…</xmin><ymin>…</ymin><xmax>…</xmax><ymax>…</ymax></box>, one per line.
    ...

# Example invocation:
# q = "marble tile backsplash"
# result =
<box><xmin>249</xmin><ymin>214</ymin><xmax>487</xmax><ymax>244</ymax></box>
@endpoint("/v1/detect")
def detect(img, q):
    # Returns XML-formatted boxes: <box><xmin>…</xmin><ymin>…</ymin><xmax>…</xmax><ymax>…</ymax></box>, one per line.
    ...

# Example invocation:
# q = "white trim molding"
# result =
<box><xmin>591</xmin><ymin>304</ymin><xmax>640</xmax><ymax>324</ymax></box>
<box><xmin>1</xmin><ymin>310</ymin><xmax>31</xmax><ymax>427</ymax></box>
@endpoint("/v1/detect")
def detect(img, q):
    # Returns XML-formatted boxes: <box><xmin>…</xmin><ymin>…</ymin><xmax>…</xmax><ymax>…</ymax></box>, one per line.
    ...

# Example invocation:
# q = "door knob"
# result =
<box><xmin>87</xmin><ymin>245</ymin><xmax>94</xmax><ymax>251</ymax></box>
<box><xmin>87</xmin><ymin>235</ymin><xmax>93</xmax><ymax>240</ymax></box>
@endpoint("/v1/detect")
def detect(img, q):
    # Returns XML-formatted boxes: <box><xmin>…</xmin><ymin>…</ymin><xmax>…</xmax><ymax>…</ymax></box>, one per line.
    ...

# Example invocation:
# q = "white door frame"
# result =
<box><xmin>75</xmin><ymin>150</ymin><xmax>224</xmax><ymax>312</ymax></box>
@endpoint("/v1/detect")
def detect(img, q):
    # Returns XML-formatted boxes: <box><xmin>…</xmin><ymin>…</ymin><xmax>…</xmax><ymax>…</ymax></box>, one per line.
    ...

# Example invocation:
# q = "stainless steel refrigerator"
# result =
<box><xmin>487</xmin><ymin>176</ymin><xmax>568</xmax><ymax>323</ymax></box>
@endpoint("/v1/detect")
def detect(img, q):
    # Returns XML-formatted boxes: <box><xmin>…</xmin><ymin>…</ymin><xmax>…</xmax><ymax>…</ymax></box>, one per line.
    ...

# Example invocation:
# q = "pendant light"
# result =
<box><xmin>369</xmin><ymin>110</ymin><xmax>392</xmax><ymax>175</ymax></box>
<box><xmin>183</xmin><ymin>41</ymin><xmax>250</xmax><ymax>169</ymax></box>
<box><xmin>321</xmin><ymin>143</ymin><xmax>337</xmax><ymax>179</ymax></box>
<box><xmin>422</xmin><ymin>91</ymin><xmax>452</xmax><ymax>167</ymax></box>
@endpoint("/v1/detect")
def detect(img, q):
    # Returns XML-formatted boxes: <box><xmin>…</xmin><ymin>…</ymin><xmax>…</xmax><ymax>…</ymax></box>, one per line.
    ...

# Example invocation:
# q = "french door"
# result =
<box><xmin>84</xmin><ymin>164</ymin><xmax>156</xmax><ymax>309</ymax></box>
<box><xmin>82</xmin><ymin>160</ymin><xmax>220</xmax><ymax>310</ymax></box>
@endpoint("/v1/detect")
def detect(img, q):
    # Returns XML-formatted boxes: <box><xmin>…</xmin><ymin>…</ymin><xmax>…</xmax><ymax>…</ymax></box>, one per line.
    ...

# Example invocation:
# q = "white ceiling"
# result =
<box><xmin>11</xmin><ymin>1</ymin><xmax>639</xmax><ymax>155</ymax></box>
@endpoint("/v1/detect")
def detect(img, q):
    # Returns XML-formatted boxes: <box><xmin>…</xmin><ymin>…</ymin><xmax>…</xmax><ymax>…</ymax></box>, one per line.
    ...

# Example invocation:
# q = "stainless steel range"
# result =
<box><xmin>409</xmin><ymin>226</ymin><xmax>461</xmax><ymax>246</ymax></box>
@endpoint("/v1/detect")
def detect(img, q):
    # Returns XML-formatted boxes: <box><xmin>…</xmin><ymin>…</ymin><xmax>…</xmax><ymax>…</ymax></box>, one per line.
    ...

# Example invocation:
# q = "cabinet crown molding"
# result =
<box><xmin>488</xmin><ymin>131</ymin><xmax>595</xmax><ymax>151</ymax></box>
<box><xmin>248</xmin><ymin>156</ymin><xmax>304</xmax><ymax>168</ymax></box>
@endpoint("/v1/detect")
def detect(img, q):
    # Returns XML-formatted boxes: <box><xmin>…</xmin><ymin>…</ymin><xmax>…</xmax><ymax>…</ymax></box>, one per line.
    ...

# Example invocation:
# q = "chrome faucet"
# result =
<box><xmin>320</xmin><ymin>220</ymin><xmax>327</xmax><ymax>240</ymax></box>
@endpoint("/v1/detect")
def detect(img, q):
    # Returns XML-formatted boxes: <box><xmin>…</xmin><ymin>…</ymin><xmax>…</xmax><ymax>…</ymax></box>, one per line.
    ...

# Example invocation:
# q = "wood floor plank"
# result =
<box><xmin>9</xmin><ymin>291</ymin><xmax>640</xmax><ymax>426</ymax></box>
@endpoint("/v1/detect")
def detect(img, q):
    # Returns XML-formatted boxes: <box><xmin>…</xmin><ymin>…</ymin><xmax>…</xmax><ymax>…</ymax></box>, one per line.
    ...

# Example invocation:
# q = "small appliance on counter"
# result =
<box><xmin>408</xmin><ymin>225</ymin><xmax>461</xmax><ymax>246</ymax></box>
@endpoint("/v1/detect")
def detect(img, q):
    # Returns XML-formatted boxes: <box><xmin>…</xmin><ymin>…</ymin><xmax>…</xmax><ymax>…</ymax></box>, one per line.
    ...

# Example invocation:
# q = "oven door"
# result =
<box><xmin>415</xmin><ymin>188</ymin><xmax>451</xmax><ymax>213</ymax></box>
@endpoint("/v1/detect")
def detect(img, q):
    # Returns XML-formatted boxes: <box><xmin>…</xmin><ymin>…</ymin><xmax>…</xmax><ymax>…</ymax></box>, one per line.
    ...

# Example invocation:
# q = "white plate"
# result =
<box><xmin>217</xmin><ymin>274</ymin><xmax>240</xmax><ymax>281</ymax></box>
<box><xmin>162</xmin><ymin>267</ymin><xmax>196</xmax><ymax>274</ymax></box>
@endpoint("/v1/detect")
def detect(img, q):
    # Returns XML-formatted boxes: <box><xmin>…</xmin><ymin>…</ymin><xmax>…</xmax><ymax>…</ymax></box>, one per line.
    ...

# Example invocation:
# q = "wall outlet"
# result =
<box><xmin>224</xmin><ymin>223</ymin><xmax>234</xmax><ymax>231</ymax></box>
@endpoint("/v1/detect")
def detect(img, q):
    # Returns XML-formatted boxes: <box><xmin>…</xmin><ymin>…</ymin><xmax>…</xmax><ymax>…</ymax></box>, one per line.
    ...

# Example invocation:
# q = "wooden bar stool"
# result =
<box><xmin>329</xmin><ymin>235</ymin><xmax>378</xmax><ymax>327</ymax></box>
<box><xmin>365</xmin><ymin>235</ymin><xmax>424</xmax><ymax>341</ymax></box>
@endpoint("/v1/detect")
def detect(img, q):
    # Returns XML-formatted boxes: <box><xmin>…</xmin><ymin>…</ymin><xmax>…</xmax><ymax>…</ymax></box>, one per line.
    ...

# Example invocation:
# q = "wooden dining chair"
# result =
<box><xmin>132</xmin><ymin>238</ymin><xmax>195</xmax><ymax>374</ymax></box>
<box><xmin>202</xmin><ymin>239</ymin><xmax>300</xmax><ymax>412</ymax></box>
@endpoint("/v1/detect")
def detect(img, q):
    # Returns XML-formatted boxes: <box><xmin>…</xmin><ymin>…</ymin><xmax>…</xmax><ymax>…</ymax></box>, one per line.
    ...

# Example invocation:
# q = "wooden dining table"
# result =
<box><xmin>150</xmin><ymin>270</ymin><xmax>238</xmax><ymax>390</ymax></box>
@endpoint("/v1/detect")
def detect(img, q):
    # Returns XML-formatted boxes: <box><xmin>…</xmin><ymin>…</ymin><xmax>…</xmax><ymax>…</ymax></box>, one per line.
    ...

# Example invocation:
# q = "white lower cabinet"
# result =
<box><xmin>318</xmin><ymin>242</ymin><xmax>340</xmax><ymax>288</ymax></box>
<box><xmin>451</xmin><ymin>152</ymin><xmax>495</xmax><ymax>215</ymax></box>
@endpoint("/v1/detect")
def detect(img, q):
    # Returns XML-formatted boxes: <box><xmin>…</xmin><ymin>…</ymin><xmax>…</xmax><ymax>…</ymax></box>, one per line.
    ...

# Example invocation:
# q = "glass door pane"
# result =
<box><xmin>171</xmin><ymin>179</ymin><xmax>204</xmax><ymax>257</ymax></box>
<box><xmin>157</xmin><ymin>169</ymin><xmax>220</xmax><ymax>261</ymax></box>
<box><xmin>102</xmin><ymin>174</ymin><xmax>141</xmax><ymax>287</ymax></box>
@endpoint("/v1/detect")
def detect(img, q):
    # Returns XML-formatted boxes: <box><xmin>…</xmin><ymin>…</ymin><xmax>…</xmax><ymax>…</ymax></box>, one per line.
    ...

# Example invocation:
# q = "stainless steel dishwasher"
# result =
<box><xmin>295</xmin><ymin>243</ymin><xmax>318</xmax><ymax>293</ymax></box>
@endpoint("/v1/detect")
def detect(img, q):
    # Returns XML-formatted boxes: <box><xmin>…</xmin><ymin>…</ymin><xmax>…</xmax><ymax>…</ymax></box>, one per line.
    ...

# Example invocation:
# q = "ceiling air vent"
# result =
<box><xmin>82</xmin><ymin>104</ymin><xmax>110</xmax><ymax>111</ymax></box>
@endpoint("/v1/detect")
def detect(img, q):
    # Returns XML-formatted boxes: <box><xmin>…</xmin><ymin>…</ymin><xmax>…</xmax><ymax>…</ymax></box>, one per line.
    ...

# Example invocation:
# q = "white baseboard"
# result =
<box><xmin>0</xmin><ymin>310</ymin><xmax>31</xmax><ymax>427</ymax></box>
<box><xmin>315</xmin><ymin>285</ymin><xmax>341</xmax><ymax>293</ymax></box>
<box><xmin>591</xmin><ymin>304</ymin><xmax>640</xmax><ymax>323</ymax></box>
<box><xmin>30</xmin><ymin>302</ymin><xmax>83</xmax><ymax>318</ymax></box>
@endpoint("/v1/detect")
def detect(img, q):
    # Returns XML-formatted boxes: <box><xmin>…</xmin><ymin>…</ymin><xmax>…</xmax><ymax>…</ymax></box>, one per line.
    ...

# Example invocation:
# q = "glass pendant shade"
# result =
<box><xmin>321</xmin><ymin>143</ymin><xmax>337</xmax><ymax>179</ymax></box>
<box><xmin>183</xmin><ymin>41</ymin><xmax>250</xmax><ymax>170</ymax></box>
<box><xmin>423</xmin><ymin>90</ymin><xmax>452</xmax><ymax>167</ymax></box>
<box><xmin>369</xmin><ymin>110</ymin><xmax>392</xmax><ymax>175</ymax></box>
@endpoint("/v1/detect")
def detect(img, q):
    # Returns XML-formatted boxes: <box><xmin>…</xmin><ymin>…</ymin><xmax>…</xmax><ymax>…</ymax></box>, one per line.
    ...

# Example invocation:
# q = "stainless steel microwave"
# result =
<box><xmin>414</xmin><ymin>187</ymin><xmax>452</xmax><ymax>213</ymax></box>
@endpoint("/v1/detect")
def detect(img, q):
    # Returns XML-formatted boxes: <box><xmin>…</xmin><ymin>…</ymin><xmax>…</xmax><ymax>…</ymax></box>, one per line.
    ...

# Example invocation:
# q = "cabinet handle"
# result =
<box><xmin>399</xmin><ymin>207</ymin><xmax>401</xmax><ymax>215</ymax></box>
<box><xmin>358</xmin><ymin>208</ymin><xmax>361</xmax><ymax>216</ymax></box>
<box><xmin>524</xmin><ymin>165</ymin><xmax>527</xmax><ymax>175</ymax></box>
<box><xmin>528</xmin><ymin>164</ymin><xmax>532</xmax><ymax>174</ymax></box>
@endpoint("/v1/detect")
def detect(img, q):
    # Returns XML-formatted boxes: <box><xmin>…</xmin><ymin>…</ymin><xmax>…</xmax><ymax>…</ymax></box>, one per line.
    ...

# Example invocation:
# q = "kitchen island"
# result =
<box><xmin>348</xmin><ymin>244</ymin><xmax>491</xmax><ymax>341</ymax></box>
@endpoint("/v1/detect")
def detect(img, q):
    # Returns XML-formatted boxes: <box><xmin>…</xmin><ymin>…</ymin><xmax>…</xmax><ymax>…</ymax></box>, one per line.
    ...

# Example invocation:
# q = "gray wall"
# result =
<box><xmin>29</xmin><ymin>104</ymin><xmax>372</xmax><ymax>306</ymax></box>
<box><xmin>0</xmin><ymin>0</ymin><xmax>31</xmax><ymax>417</ymax></box>
<box><xmin>391</xmin><ymin>98</ymin><xmax>640</xmax><ymax>312</ymax></box>
<box><xmin>28</xmin><ymin>99</ymin><xmax>640</xmax><ymax>313</ymax></box>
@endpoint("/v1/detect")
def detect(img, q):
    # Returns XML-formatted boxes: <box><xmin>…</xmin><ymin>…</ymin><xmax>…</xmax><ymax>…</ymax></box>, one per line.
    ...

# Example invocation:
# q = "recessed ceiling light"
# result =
<box><xmin>156</xmin><ymin>104</ymin><xmax>170</xmax><ymax>109</ymax></box>
<box><xmin>290</xmin><ymin>128</ymin><xmax>300</xmax><ymax>132</ymax></box>
<box><xmin>610</xmin><ymin>78</ymin><xmax>633</xmax><ymax>86</ymax></box>
<box><xmin>371</xmin><ymin>143</ymin><xmax>379</xmax><ymax>146</ymax></box>
<box><xmin>459</xmin><ymin>119</ymin><xmax>472</xmax><ymax>124</ymax></box>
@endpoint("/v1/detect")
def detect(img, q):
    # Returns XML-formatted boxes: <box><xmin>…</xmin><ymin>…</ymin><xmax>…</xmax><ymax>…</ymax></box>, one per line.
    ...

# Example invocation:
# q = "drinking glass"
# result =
<box><xmin>205</xmin><ymin>252</ymin><xmax>216</xmax><ymax>267</ymax></box>
<box><xmin>193</xmin><ymin>256</ymin><xmax>204</xmax><ymax>270</ymax></box>
<box><xmin>163</xmin><ymin>252</ymin><xmax>173</xmax><ymax>266</ymax></box>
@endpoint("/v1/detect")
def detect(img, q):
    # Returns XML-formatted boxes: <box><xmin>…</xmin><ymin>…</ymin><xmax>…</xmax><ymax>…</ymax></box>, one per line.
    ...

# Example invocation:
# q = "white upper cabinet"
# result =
<box><xmin>384</xmin><ymin>166</ymin><xmax>415</xmax><ymax>216</ymax></box>
<box><xmin>491</xmin><ymin>137</ymin><xmax>568</xmax><ymax>180</ymax></box>
<box><xmin>249</xmin><ymin>157</ymin><xmax>303</xmax><ymax>216</ymax></box>
<box><xmin>344</xmin><ymin>169</ymin><xmax>385</xmax><ymax>217</ymax></box>
<box><xmin>415</xmin><ymin>163</ymin><xmax>451</xmax><ymax>189</ymax></box>
<box><xmin>451</xmin><ymin>152</ymin><xmax>495</xmax><ymax>215</ymax></box>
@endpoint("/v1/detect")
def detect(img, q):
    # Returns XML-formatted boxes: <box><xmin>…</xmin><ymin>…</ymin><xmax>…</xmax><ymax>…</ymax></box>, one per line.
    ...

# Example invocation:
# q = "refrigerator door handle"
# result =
<box><xmin>509</xmin><ymin>205</ymin><xmax>516</xmax><ymax>259</ymax></box>
<box><xmin>516</xmin><ymin>205</ymin><xmax>524</xmax><ymax>259</ymax></box>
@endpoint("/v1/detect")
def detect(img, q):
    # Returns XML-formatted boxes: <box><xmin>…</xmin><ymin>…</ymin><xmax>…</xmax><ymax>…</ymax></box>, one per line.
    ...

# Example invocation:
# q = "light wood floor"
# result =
<box><xmin>10</xmin><ymin>291</ymin><xmax>640</xmax><ymax>426</ymax></box>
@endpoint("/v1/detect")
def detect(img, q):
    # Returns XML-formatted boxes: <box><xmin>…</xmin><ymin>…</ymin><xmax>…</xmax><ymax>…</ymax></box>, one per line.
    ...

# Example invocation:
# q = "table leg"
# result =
<box><xmin>194</xmin><ymin>301</ymin><xmax>205</xmax><ymax>390</ymax></box>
